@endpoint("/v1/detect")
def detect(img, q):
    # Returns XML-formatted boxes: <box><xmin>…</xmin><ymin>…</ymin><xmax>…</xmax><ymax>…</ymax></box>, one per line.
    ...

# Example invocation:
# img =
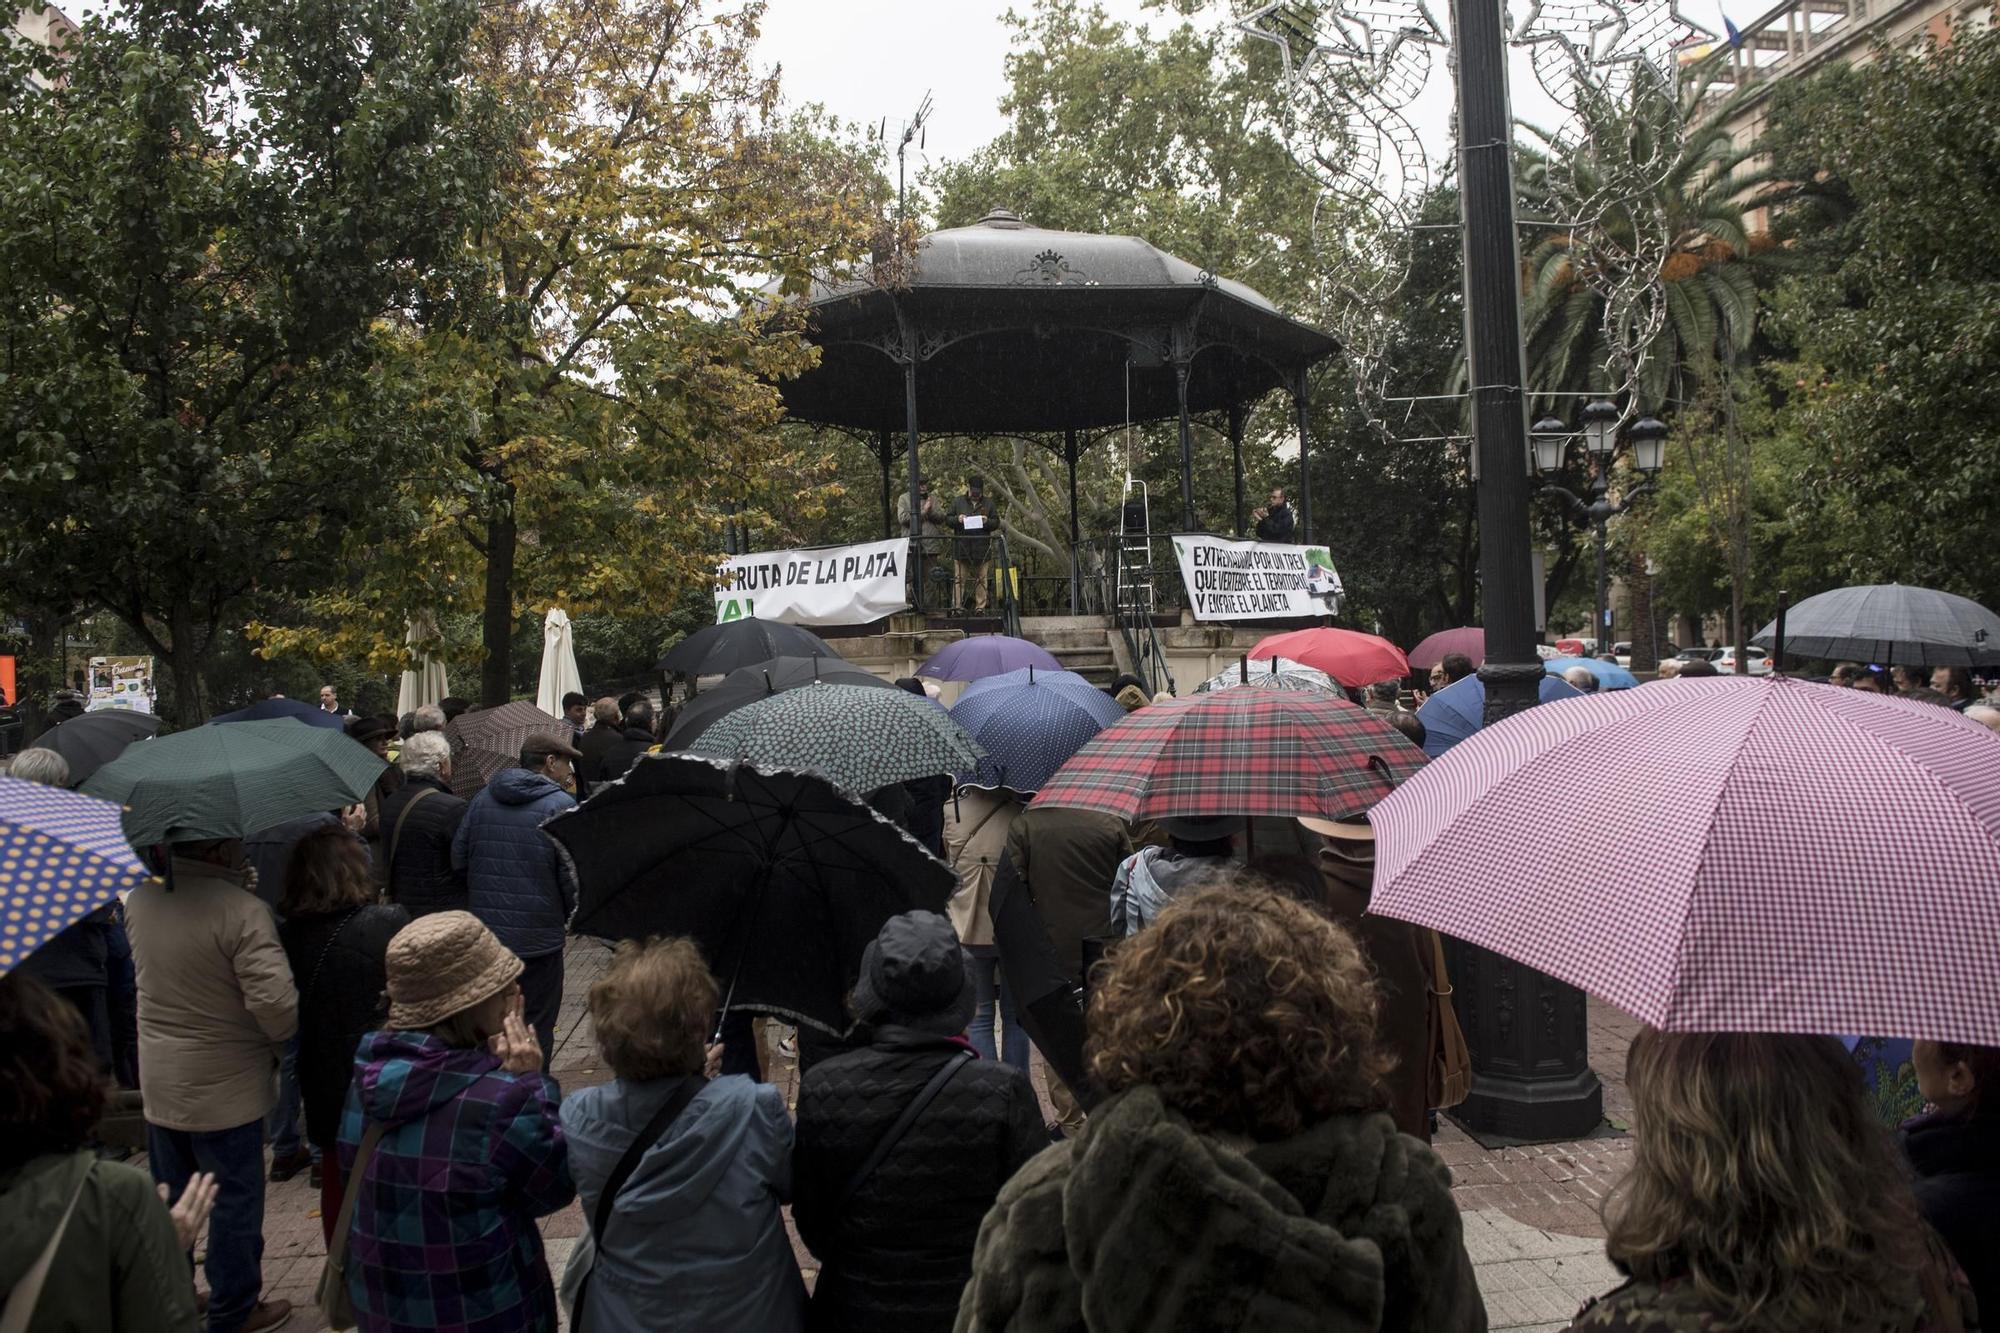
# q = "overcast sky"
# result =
<box><xmin>746</xmin><ymin>0</ymin><xmax>1782</xmax><ymax>217</ymax></box>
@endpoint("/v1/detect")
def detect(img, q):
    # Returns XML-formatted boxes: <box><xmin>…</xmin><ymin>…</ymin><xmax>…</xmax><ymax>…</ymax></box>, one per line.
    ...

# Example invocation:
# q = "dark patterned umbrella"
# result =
<box><xmin>444</xmin><ymin>700</ymin><xmax>567</xmax><ymax>797</ymax></box>
<box><xmin>1752</xmin><ymin>583</ymin><xmax>2000</xmax><ymax>667</ymax></box>
<box><xmin>80</xmin><ymin>719</ymin><xmax>386</xmax><ymax>845</ymax></box>
<box><xmin>664</xmin><ymin>656</ymin><xmax>894</xmax><ymax>749</ymax></box>
<box><xmin>548</xmin><ymin>754</ymin><xmax>954</xmax><ymax>1035</ymax></box>
<box><xmin>30</xmin><ymin>710</ymin><xmax>162</xmax><ymax>786</ymax></box>
<box><xmin>656</xmin><ymin>618</ymin><xmax>839</xmax><ymax>677</ymax></box>
<box><xmin>688</xmin><ymin>683</ymin><xmax>983</xmax><ymax>797</ymax></box>
<box><xmin>1030</xmin><ymin>688</ymin><xmax>1425</xmax><ymax>824</ymax></box>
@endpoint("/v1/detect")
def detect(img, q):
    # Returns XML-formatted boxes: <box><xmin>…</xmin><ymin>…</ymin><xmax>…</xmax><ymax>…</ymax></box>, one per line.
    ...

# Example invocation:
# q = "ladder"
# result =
<box><xmin>1116</xmin><ymin>477</ymin><xmax>1155</xmax><ymax>618</ymax></box>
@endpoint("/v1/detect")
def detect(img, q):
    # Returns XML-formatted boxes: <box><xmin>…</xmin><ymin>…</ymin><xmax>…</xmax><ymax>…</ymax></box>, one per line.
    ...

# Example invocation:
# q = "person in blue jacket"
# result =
<box><xmin>452</xmin><ymin>733</ymin><xmax>580</xmax><ymax>1065</ymax></box>
<box><xmin>561</xmin><ymin>937</ymin><xmax>805</xmax><ymax>1333</ymax></box>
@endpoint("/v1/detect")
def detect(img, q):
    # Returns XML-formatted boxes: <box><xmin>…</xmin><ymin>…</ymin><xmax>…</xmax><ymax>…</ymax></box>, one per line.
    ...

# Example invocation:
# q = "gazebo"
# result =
<box><xmin>776</xmin><ymin>208</ymin><xmax>1340</xmax><ymax>607</ymax></box>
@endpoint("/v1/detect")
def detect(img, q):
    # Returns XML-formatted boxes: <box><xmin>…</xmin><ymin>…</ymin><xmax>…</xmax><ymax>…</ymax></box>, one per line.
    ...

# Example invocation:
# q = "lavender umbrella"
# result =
<box><xmin>1407</xmin><ymin>627</ymin><xmax>1485</xmax><ymax>670</ymax></box>
<box><xmin>916</xmin><ymin>634</ymin><xmax>1062</xmax><ymax>682</ymax></box>
<box><xmin>1369</xmin><ymin>677</ymin><xmax>2000</xmax><ymax>1044</ymax></box>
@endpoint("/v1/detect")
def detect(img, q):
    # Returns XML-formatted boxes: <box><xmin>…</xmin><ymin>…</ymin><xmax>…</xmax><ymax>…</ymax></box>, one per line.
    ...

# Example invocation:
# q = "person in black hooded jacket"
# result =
<box><xmin>276</xmin><ymin>824</ymin><xmax>408</xmax><ymax>1244</ymax></box>
<box><xmin>793</xmin><ymin>911</ymin><xmax>1044</xmax><ymax>1333</ymax></box>
<box><xmin>1904</xmin><ymin>1038</ymin><xmax>2000</xmax><ymax>1322</ymax></box>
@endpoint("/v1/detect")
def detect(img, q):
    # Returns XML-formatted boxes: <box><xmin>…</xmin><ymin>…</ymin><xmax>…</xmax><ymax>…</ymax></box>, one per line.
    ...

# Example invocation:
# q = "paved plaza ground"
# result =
<box><xmin>197</xmin><ymin>939</ymin><xmax>1639</xmax><ymax>1331</ymax></box>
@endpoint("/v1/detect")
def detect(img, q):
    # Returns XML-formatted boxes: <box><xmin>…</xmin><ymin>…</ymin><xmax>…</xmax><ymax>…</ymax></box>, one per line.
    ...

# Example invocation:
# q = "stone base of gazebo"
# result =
<box><xmin>822</xmin><ymin>614</ymin><xmax>1294</xmax><ymax>701</ymax></box>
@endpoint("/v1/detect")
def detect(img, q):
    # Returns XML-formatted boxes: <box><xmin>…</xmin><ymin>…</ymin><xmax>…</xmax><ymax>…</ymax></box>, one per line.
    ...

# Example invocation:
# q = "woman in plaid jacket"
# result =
<box><xmin>337</xmin><ymin>912</ymin><xmax>576</xmax><ymax>1333</ymax></box>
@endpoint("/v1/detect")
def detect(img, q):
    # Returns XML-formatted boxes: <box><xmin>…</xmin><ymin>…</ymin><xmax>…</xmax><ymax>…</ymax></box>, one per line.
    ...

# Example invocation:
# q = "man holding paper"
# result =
<box><xmin>949</xmin><ymin>474</ymin><xmax>998</xmax><ymax>614</ymax></box>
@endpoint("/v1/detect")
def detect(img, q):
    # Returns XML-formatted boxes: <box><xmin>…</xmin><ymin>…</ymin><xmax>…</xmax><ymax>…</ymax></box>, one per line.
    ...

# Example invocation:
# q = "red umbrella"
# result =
<box><xmin>1407</xmin><ymin>627</ymin><xmax>1485</xmax><ymax>670</ymax></box>
<box><xmin>1030</xmin><ymin>689</ymin><xmax>1425</xmax><ymax>824</ymax></box>
<box><xmin>1249</xmin><ymin>627</ymin><xmax>1410</xmax><ymax>688</ymax></box>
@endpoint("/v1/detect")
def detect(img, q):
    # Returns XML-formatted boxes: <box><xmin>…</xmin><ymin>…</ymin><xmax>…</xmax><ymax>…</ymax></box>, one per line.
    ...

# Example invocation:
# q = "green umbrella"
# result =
<box><xmin>686</xmin><ymin>683</ymin><xmax>983</xmax><ymax>797</ymax></box>
<box><xmin>81</xmin><ymin>719</ymin><xmax>387</xmax><ymax>846</ymax></box>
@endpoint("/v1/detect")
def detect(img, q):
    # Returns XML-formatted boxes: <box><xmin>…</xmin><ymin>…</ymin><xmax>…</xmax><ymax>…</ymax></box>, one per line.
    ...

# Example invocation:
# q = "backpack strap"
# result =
<box><xmin>836</xmin><ymin>1051</ymin><xmax>973</xmax><ymax>1214</ymax></box>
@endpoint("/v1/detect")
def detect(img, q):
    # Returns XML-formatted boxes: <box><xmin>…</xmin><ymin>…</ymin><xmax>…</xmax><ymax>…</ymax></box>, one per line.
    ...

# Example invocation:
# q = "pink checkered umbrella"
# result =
<box><xmin>1368</xmin><ymin>677</ymin><xmax>2000</xmax><ymax>1044</ymax></box>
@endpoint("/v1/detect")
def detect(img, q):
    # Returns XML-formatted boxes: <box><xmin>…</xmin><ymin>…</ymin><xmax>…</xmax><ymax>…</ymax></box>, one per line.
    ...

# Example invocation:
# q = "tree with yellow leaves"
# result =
<box><xmin>262</xmin><ymin>0</ymin><xmax>887</xmax><ymax>699</ymax></box>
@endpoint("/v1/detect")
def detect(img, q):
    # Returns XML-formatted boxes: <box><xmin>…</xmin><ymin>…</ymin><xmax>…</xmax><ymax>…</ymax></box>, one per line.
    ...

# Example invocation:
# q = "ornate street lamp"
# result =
<box><xmin>1534</xmin><ymin>404</ymin><xmax>1668</xmax><ymax>658</ymax></box>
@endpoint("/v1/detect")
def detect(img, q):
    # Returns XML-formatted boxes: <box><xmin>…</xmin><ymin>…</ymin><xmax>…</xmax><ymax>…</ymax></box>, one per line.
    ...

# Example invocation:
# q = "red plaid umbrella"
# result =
<box><xmin>1029</xmin><ymin>689</ymin><xmax>1426</xmax><ymax>823</ymax></box>
<box><xmin>1250</xmin><ymin>627</ymin><xmax>1410</xmax><ymax>688</ymax></box>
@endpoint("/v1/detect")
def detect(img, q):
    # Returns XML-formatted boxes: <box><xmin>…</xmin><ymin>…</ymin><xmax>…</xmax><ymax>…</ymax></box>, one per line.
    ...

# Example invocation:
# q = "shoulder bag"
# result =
<box><xmin>835</xmin><ymin>1050</ymin><xmax>973</xmax><ymax>1214</ymax></box>
<box><xmin>317</xmin><ymin>1120</ymin><xmax>388</xmax><ymax>1331</ymax></box>
<box><xmin>1426</xmin><ymin>929</ymin><xmax>1473</xmax><ymax>1111</ymax></box>
<box><xmin>0</xmin><ymin>1162</ymin><xmax>89</xmax><ymax>1333</ymax></box>
<box><xmin>382</xmin><ymin>787</ymin><xmax>437</xmax><ymax>898</ymax></box>
<box><xmin>567</xmin><ymin>1075</ymin><xmax>705</xmax><ymax>1332</ymax></box>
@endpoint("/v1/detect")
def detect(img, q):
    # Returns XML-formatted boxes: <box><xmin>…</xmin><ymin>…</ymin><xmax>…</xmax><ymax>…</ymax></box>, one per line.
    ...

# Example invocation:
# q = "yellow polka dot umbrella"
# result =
<box><xmin>0</xmin><ymin>775</ymin><xmax>153</xmax><ymax>974</ymax></box>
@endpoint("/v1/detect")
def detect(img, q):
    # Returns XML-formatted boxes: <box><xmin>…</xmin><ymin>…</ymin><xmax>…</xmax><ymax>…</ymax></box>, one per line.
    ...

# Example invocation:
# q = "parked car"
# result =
<box><xmin>1670</xmin><ymin>647</ymin><xmax>1721</xmax><ymax>664</ymax></box>
<box><xmin>1612</xmin><ymin>642</ymin><xmax>1680</xmax><ymax>669</ymax></box>
<box><xmin>1713</xmin><ymin>645</ymin><xmax>1772</xmax><ymax>674</ymax></box>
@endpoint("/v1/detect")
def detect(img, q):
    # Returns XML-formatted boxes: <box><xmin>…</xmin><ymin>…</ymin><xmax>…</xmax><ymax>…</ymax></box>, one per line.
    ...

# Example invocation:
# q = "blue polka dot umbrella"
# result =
<box><xmin>0</xmin><ymin>775</ymin><xmax>153</xmax><ymax>974</ymax></box>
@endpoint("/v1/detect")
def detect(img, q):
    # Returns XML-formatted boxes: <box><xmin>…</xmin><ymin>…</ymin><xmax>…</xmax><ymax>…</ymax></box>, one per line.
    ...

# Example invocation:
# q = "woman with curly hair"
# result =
<box><xmin>0</xmin><ymin>971</ymin><xmax>215</xmax><ymax>1330</ymax></box>
<box><xmin>954</xmin><ymin>882</ymin><xmax>1484</xmax><ymax>1333</ymax></box>
<box><xmin>1565</xmin><ymin>1030</ymin><xmax>1976</xmax><ymax>1331</ymax></box>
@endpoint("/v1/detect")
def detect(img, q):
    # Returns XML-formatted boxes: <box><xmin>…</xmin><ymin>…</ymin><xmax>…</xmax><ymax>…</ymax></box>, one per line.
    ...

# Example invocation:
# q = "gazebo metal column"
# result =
<box><xmin>877</xmin><ymin>428</ymin><xmax>895</xmax><ymax>540</ymax></box>
<box><xmin>1228</xmin><ymin>401</ymin><xmax>1247</xmax><ymax>537</ymax></box>
<box><xmin>1172</xmin><ymin>317</ymin><xmax>1197</xmax><ymax>531</ymax></box>
<box><xmin>1064</xmin><ymin>427</ymin><xmax>1082</xmax><ymax>613</ymax></box>
<box><xmin>1293</xmin><ymin>374</ymin><xmax>1314</xmax><ymax>545</ymax></box>
<box><xmin>898</xmin><ymin>306</ymin><xmax>925</xmax><ymax>612</ymax></box>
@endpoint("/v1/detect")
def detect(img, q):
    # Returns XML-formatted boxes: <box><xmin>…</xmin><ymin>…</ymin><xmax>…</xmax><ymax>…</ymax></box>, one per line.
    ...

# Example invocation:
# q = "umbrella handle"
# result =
<box><xmin>711</xmin><ymin>855</ymin><xmax>776</xmax><ymax>1044</ymax></box>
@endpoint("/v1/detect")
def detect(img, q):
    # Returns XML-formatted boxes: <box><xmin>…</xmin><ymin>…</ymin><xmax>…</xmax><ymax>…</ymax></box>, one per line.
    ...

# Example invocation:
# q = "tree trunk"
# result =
<box><xmin>164</xmin><ymin>599</ymin><xmax>211</xmax><ymax>726</ymax></box>
<box><xmin>481</xmin><ymin>492</ymin><xmax>517</xmax><ymax>707</ymax></box>
<box><xmin>1626</xmin><ymin>545</ymin><xmax>1659</xmax><ymax>673</ymax></box>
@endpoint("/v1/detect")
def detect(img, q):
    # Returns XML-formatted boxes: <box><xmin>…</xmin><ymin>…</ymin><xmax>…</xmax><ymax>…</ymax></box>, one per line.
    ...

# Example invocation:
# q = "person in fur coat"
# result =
<box><xmin>955</xmin><ymin>880</ymin><xmax>1485</xmax><ymax>1333</ymax></box>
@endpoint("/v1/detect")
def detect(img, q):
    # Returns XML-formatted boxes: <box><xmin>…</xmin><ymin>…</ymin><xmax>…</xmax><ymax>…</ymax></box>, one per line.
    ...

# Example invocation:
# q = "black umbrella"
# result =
<box><xmin>31</xmin><ymin>711</ymin><xmax>162</xmax><ymax>787</ymax></box>
<box><xmin>1752</xmin><ymin>583</ymin><xmax>2000</xmax><ymax>667</ymax></box>
<box><xmin>546</xmin><ymin>752</ymin><xmax>955</xmax><ymax>1036</ymax></box>
<box><xmin>656</xmin><ymin>617</ymin><xmax>839</xmax><ymax>677</ymax></box>
<box><xmin>664</xmin><ymin>656</ymin><xmax>896</xmax><ymax>748</ymax></box>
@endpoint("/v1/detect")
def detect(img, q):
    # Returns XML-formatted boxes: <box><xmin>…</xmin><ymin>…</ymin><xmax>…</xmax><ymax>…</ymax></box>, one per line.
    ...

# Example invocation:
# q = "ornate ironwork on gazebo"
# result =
<box><xmin>775</xmin><ymin>208</ymin><xmax>1340</xmax><ymax>607</ymax></box>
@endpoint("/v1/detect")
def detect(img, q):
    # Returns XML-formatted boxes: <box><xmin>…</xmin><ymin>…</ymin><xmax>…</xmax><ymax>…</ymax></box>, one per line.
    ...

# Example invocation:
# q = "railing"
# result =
<box><xmin>1695</xmin><ymin>0</ymin><xmax>1876</xmax><ymax>96</ymax></box>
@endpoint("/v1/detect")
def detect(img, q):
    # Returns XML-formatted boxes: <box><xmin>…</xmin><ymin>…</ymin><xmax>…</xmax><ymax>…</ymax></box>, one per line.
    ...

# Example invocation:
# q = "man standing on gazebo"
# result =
<box><xmin>949</xmin><ymin>475</ymin><xmax>998</xmax><ymax>615</ymax></box>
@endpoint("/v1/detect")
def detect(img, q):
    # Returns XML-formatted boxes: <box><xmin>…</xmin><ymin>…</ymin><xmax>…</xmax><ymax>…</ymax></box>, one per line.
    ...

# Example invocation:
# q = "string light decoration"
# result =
<box><xmin>1239</xmin><ymin>0</ymin><xmax>1718</xmax><ymax>426</ymax></box>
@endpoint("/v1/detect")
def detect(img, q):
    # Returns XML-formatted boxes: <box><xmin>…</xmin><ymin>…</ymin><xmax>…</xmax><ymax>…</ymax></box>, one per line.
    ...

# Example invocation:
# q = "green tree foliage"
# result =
<box><xmin>0</xmin><ymin>0</ymin><xmax>499</xmax><ymax>723</ymax></box>
<box><xmin>1755</xmin><ymin>30</ymin><xmax>2000</xmax><ymax>602</ymax></box>
<box><xmin>256</xmin><ymin>0</ymin><xmax>888</xmax><ymax>703</ymax></box>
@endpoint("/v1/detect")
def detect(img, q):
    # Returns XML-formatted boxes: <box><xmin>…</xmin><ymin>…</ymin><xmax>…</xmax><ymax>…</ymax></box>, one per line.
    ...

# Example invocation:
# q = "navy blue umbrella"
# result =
<box><xmin>208</xmin><ymin>697</ymin><xmax>345</xmax><ymax>730</ymax></box>
<box><xmin>1416</xmin><ymin>673</ymin><xmax>1584</xmax><ymax>758</ymax></box>
<box><xmin>949</xmin><ymin>668</ymin><xmax>1125</xmax><ymax>792</ymax></box>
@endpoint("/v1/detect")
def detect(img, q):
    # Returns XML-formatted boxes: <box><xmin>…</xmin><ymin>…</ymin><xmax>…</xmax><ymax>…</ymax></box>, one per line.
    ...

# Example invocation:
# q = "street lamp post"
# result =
<box><xmin>1532</xmin><ymin>406</ymin><xmax>1667</xmax><ymax>657</ymax></box>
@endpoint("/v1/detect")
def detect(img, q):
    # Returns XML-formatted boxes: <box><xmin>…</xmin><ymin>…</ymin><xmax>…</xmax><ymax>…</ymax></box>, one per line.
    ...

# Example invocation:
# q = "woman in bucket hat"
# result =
<box><xmin>794</xmin><ymin>911</ymin><xmax>1045</xmax><ymax>1332</ymax></box>
<box><xmin>336</xmin><ymin>911</ymin><xmax>575</xmax><ymax>1332</ymax></box>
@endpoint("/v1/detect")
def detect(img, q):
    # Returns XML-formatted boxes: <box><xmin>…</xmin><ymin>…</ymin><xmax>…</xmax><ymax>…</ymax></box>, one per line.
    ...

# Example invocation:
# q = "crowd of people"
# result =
<box><xmin>0</xmin><ymin>657</ymin><xmax>1996</xmax><ymax>1333</ymax></box>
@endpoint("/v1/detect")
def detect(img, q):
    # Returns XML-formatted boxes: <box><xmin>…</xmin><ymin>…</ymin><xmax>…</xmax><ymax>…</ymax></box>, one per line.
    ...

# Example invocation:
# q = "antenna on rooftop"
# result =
<box><xmin>894</xmin><ymin>90</ymin><xmax>934</xmax><ymax>229</ymax></box>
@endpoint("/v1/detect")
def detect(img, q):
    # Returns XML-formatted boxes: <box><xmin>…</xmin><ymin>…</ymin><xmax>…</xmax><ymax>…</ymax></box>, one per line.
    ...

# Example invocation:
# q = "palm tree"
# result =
<box><xmin>1515</xmin><ymin>63</ymin><xmax>1772</xmax><ymax>413</ymax></box>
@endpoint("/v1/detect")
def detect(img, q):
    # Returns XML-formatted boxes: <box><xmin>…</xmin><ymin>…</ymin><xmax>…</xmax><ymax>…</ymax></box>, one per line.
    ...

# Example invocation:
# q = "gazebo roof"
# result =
<box><xmin>778</xmin><ymin>208</ymin><xmax>1339</xmax><ymax>434</ymax></box>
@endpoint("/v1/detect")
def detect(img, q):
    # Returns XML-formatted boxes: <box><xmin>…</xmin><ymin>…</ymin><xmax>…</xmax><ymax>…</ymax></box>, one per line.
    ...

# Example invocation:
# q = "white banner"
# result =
<box><xmin>714</xmin><ymin>538</ymin><xmax>911</xmax><ymax>626</ymax></box>
<box><xmin>1172</xmin><ymin>535</ymin><xmax>1345</xmax><ymax>621</ymax></box>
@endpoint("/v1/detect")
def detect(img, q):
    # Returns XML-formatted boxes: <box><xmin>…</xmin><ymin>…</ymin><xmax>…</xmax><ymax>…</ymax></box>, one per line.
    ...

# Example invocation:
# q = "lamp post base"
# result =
<box><xmin>1446</xmin><ymin>937</ymin><xmax>1605</xmax><ymax>1144</ymax></box>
